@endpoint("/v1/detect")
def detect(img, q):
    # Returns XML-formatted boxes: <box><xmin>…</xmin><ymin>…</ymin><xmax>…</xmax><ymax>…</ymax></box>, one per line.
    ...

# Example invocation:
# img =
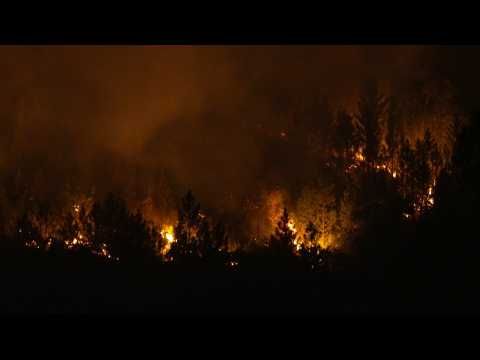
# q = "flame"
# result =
<box><xmin>427</xmin><ymin>185</ymin><xmax>434</xmax><ymax>206</ymax></box>
<box><xmin>165</xmin><ymin>232</ymin><xmax>174</xmax><ymax>243</ymax></box>
<box><xmin>354</xmin><ymin>150</ymin><xmax>365</xmax><ymax>162</ymax></box>
<box><xmin>160</xmin><ymin>224</ymin><xmax>176</xmax><ymax>256</ymax></box>
<box><xmin>287</xmin><ymin>219</ymin><xmax>297</xmax><ymax>234</ymax></box>
<box><xmin>162</xmin><ymin>225</ymin><xmax>175</xmax><ymax>244</ymax></box>
<box><xmin>287</xmin><ymin>218</ymin><xmax>302</xmax><ymax>251</ymax></box>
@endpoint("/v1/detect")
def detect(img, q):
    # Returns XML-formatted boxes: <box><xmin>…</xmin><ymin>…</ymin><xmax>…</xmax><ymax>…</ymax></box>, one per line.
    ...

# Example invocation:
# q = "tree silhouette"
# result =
<box><xmin>196</xmin><ymin>216</ymin><xmax>211</xmax><ymax>258</ymax></box>
<box><xmin>269</xmin><ymin>207</ymin><xmax>296</xmax><ymax>256</ymax></box>
<box><xmin>356</xmin><ymin>79</ymin><xmax>387</xmax><ymax>167</ymax></box>
<box><xmin>332</xmin><ymin>108</ymin><xmax>356</xmax><ymax>160</ymax></box>
<box><xmin>170</xmin><ymin>190</ymin><xmax>202</xmax><ymax>260</ymax></box>
<box><xmin>91</xmin><ymin>192</ymin><xmax>155</xmax><ymax>263</ymax></box>
<box><xmin>386</xmin><ymin>96</ymin><xmax>400</xmax><ymax>170</ymax></box>
<box><xmin>331</xmin><ymin>108</ymin><xmax>356</xmax><ymax>213</ymax></box>
<box><xmin>399</xmin><ymin>138</ymin><xmax>415</xmax><ymax>201</ymax></box>
<box><xmin>212</xmin><ymin>220</ymin><xmax>229</xmax><ymax>251</ymax></box>
<box><xmin>304</xmin><ymin>221</ymin><xmax>319</xmax><ymax>248</ymax></box>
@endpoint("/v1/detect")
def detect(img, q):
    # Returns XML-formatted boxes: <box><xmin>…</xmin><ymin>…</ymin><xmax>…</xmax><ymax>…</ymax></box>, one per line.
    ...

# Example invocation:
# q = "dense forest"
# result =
<box><xmin>1</xmin><ymin>46</ymin><xmax>479</xmax><ymax>315</ymax></box>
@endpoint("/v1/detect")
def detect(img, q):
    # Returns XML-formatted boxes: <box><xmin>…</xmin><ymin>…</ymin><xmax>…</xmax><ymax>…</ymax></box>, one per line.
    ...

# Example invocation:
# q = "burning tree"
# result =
<box><xmin>90</xmin><ymin>193</ymin><xmax>156</xmax><ymax>263</ymax></box>
<box><xmin>330</xmin><ymin>108</ymin><xmax>357</xmax><ymax>213</ymax></box>
<box><xmin>169</xmin><ymin>190</ymin><xmax>202</xmax><ymax>260</ymax></box>
<box><xmin>397</xmin><ymin>129</ymin><xmax>439</xmax><ymax>215</ymax></box>
<box><xmin>385</xmin><ymin>96</ymin><xmax>401</xmax><ymax>172</ymax></box>
<box><xmin>168</xmin><ymin>191</ymin><xmax>232</xmax><ymax>265</ymax></box>
<box><xmin>269</xmin><ymin>207</ymin><xmax>296</xmax><ymax>256</ymax></box>
<box><xmin>303</xmin><ymin>221</ymin><xmax>320</xmax><ymax>248</ymax></box>
<box><xmin>295</xmin><ymin>182</ymin><xmax>348</xmax><ymax>250</ymax></box>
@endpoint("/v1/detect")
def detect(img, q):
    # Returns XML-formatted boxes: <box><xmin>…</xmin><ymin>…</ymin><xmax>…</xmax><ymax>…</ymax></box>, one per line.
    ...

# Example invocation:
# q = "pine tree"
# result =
<box><xmin>386</xmin><ymin>96</ymin><xmax>400</xmax><ymax>170</ymax></box>
<box><xmin>399</xmin><ymin>138</ymin><xmax>415</xmax><ymax>200</ymax></box>
<box><xmin>412</xmin><ymin>129</ymin><xmax>440</xmax><ymax>212</ymax></box>
<box><xmin>170</xmin><ymin>190</ymin><xmax>202</xmax><ymax>260</ymax></box>
<box><xmin>331</xmin><ymin>108</ymin><xmax>356</xmax><ymax>213</ymax></box>
<box><xmin>356</xmin><ymin>79</ymin><xmax>387</xmax><ymax>167</ymax></box>
<box><xmin>90</xmin><ymin>192</ymin><xmax>155</xmax><ymax>262</ymax></box>
<box><xmin>332</xmin><ymin>108</ymin><xmax>356</xmax><ymax>160</ymax></box>
<box><xmin>197</xmin><ymin>217</ymin><xmax>211</xmax><ymax>258</ymax></box>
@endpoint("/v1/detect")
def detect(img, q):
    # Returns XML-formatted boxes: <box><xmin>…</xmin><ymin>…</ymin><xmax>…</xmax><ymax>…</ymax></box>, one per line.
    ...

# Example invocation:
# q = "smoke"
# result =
<box><xmin>0</xmin><ymin>45</ymin><xmax>466</xmax><ymax>219</ymax></box>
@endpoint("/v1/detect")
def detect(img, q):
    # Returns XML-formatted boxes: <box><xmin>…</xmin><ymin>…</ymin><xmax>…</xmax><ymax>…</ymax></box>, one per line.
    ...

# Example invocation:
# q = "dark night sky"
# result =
<box><xmin>0</xmin><ymin>46</ymin><xmax>478</xmax><ymax>213</ymax></box>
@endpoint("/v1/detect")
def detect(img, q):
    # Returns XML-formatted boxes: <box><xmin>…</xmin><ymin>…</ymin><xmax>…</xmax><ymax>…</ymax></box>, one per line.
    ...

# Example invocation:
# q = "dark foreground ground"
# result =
<box><xmin>0</xmin><ymin>248</ymin><xmax>478</xmax><ymax>316</ymax></box>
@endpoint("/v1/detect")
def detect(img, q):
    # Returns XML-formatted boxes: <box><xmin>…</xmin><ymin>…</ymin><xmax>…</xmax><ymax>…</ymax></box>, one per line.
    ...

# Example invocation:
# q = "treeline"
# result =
<box><xmin>247</xmin><ymin>78</ymin><xmax>455</xmax><ymax>257</ymax></box>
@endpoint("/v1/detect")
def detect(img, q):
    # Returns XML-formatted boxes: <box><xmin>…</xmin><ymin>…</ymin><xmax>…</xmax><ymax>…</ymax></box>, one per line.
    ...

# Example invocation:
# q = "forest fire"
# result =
<box><xmin>0</xmin><ymin>45</ymin><xmax>466</xmax><ymax>278</ymax></box>
<box><xmin>13</xmin><ymin>124</ymin><xmax>443</xmax><ymax>262</ymax></box>
<box><xmin>0</xmin><ymin>44</ymin><xmax>478</xmax><ymax>317</ymax></box>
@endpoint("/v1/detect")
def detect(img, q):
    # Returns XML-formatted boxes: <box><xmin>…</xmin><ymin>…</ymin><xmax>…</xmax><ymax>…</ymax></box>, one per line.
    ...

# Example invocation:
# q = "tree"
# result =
<box><xmin>356</xmin><ymin>79</ymin><xmax>387</xmax><ymax>167</ymax></box>
<box><xmin>399</xmin><ymin>138</ymin><xmax>416</xmax><ymax>201</ymax></box>
<box><xmin>386</xmin><ymin>96</ymin><xmax>401</xmax><ymax>169</ymax></box>
<box><xmin>332</xmin><ymin>108</ymin><xmax>357</xmax><ymax>160</ymax></box>
<box><xmin>14</xmin><ymin>212</ymin><xmax>42</xmax><ymax>249</ymax></box>
<box><xmin>269</xmin><ymin>207</ymin><xmax>296</xmax><ymax>256</ymax></box>
<box><xmin>331</xmin><ymin>108</ymin><xmax>357</xmax><ymax>213</ymax></box>
<box><xmin>195</xmin><ymin>218</ymin><xmax>231</xmax><ymax>266</ymax></box>
<box><xmin>399</xmin><ymin>129</ymin><xmax>441</xmax><ymax>214</ymax></box>
<box><xmin>303</xmin><ymin>221</ymin><xmax>320</xmax><ymax>248</ymax></box>
<box><xmin>59</xmin><ymin>206</ymin><xmax>78</xmax><ymax>246</ymax></box>
<box><xmin>212</xmin><ymin>220</ymin><xmax>229</xmax><ymax>251</ymax></box>
<box><xmin>126</xmin><ymin>209</ymin><xmax>157</xmax><ymax>261</ymax></box>
<box><xmin>91</xmin><ymin>192</ymin><xmax>155</xmax><ymax>263</ymax></box>
<box><xmin>196</xmin><ymin>217</ymin><xmax>211</xmax><ymax>258</ymax></box>
<box><xmin>170</xmin><ymin>190</ymin><xmax>202</xmax><ymax>260</ymax></box>
<box><xmin>296</xmin><ymin>182</ymin><xmax>339</xmax><ymax>249</ymax></box>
